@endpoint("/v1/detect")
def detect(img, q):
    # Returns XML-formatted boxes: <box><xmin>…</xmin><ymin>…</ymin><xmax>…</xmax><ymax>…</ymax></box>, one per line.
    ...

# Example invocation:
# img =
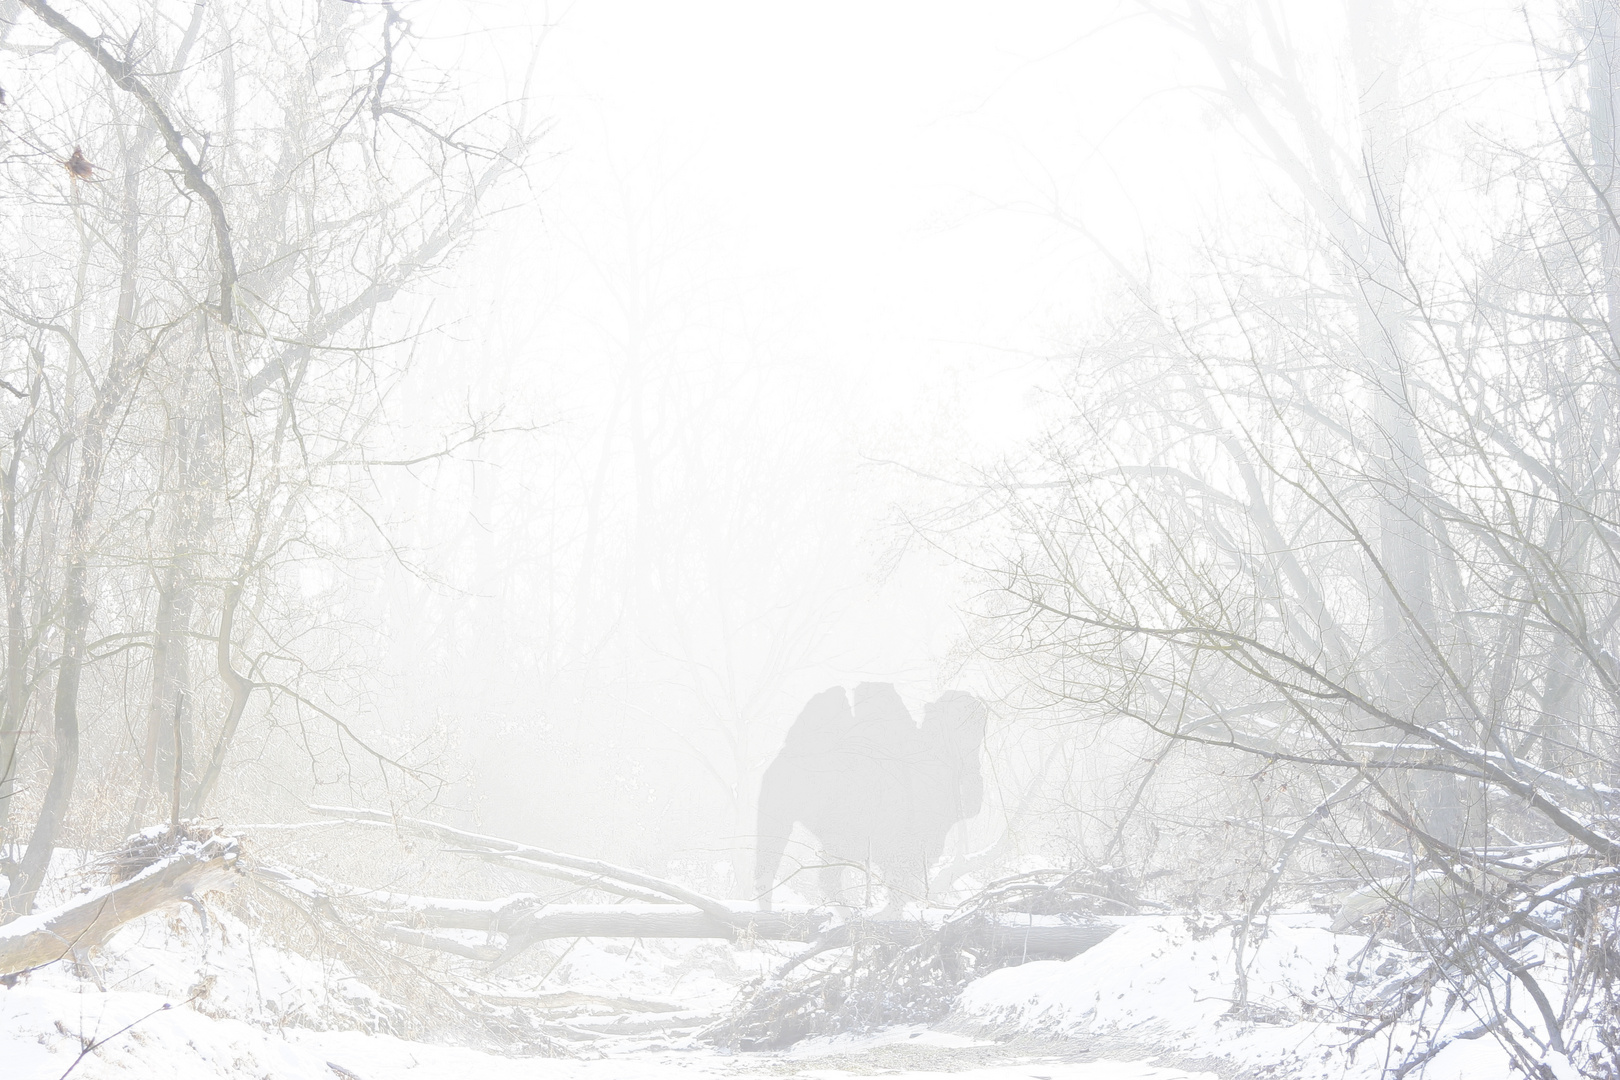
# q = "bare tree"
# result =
<box><xmin>0</xmin><ymin>0</ymin><xmax>534</xmax><ymax>916</ymax></box>
<box><xmin>970</xmin><ymin>1</ymin><xmax>1620</xmax><ymax>1072</ymax></box>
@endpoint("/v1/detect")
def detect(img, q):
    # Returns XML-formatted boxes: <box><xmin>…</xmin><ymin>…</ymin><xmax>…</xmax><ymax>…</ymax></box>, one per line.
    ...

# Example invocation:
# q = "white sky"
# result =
<box><xmin>457</xmin><ymin>0</ymin><xmax>1224</xmax><ymax>450</ymax></box>
<box><xmin>369</xmin><ymin>0</ymin><xmax>1549</xmax><ymax>862</ymax></box>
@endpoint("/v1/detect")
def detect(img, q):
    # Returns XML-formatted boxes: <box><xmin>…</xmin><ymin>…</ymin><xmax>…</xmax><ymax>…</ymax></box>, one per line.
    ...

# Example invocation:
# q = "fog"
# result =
<box><xmin>351</xmin><ymin>0</ymin><xmax>1542</xmax><ymax>878</ymax></box>
<box><xmin>353</xmin><ymin>3</ymin><xmax>1180</xmax><ymax>873</ymax></box>
<box><xmin>352</xmin><ymin>2</ymin><xmax>1278</xmax><ymax>872</ymax></box>
<box><xmin>3</xmin><ymin>2</ymin><xmax>1618</xmax><ymax>1076</ymax></box>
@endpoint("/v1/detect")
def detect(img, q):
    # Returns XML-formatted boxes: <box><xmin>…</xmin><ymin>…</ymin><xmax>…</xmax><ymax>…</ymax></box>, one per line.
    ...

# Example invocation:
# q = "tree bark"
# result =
<box><xmin>186</xmin><ymin>582</ymin><xmax>253</xmax><ymax>816</ymax></box>
<box><xmin>367</xmin><ymin>896</ymin><xmax>1114</xmax><ymax>964</ymax></box>
<box><xmin>306</xmin><ymin>805</ymin><xmax>756</xmax><ymax>929</ymax></box>
<box><xmin>8</xmin><ymin>183</ymin><xmax>149</xmax><ymax>915</ymax></box>
<box><xmin>21</xmin><ymin>0</ymin><xmax>238</xmax><ymax>325</ymax></box>
<box><xmin>255</xmin><ymin>864</ymin><xmax>1116</xmax><ymax>966</ymax></box>
<box><xmin>0</xmin><ymin>389</ymin><xmax>36</xmax><ymax>837</ymax></box>
<box><xmin>0</xmin><ymin>834</ymin><xmax>239</xmax><ymax>978</ymax></box>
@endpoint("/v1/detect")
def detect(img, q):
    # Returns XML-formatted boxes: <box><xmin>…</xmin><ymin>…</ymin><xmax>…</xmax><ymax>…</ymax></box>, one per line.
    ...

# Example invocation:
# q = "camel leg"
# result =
<box><xmin>754</xmin><ymin>771</ymin><xmax>797</xmax><ymax>913</ymax></box>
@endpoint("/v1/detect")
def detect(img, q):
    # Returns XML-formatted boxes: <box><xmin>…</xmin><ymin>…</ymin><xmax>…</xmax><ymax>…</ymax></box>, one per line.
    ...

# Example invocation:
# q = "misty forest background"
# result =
<box><xmin>5</xmin><ymin>0</ymin><xmax>1620</xmax><ymax>1071</ymax></box>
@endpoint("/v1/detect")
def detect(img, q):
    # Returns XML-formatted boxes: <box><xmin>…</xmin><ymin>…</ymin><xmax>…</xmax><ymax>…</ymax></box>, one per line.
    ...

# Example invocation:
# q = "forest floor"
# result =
<box><xmin>0</xmin><ymin>877</ymin><xmax>1518</xmax><ymax>1080</ymax></box>
<box><xmin>4</xmin><ymin>989</ymin><xmax>1219</xmax><ymax>1080</ymax></box>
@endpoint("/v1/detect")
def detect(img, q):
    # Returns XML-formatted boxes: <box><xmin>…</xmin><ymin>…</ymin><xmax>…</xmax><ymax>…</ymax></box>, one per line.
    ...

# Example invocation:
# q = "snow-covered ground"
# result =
<box><xmin>0</xmin><ymin>894</ymin><xmax>1211</xmax><ymax>1080</ymax></box>
<box><xmin>0</xmin><ymin>894</ymin><xmax>1546</xmax><ymax>1079</ymax></box>
<box><xmin>2</xmin><ymin>998</ymin><xmax>1211</xmax><ymax>1080</ymax></box>
<box><xmin>959</xmin><ymin>915</ymin><xmax>1528</xmax><ymax>1080</ymax></box>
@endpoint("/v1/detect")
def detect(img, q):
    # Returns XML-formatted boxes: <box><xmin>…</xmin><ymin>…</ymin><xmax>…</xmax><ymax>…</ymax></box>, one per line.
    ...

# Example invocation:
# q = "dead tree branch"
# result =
<box><xmin>22</xmin><ymin>0</ymin><xmax>239</xmax><ymax>325</ymax></box>
<box><xmin>0</xmin><ymin>829</ymin><xmax>240</xmax><ymax>978</ymax></box>
<box><xmin>306</xmin><ymin>805</ymin><xmax>752</xmax><ymax>929</ymax></box>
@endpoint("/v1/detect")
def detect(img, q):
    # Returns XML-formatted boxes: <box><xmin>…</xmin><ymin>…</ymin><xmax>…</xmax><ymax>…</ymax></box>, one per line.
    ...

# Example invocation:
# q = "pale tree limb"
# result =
<box><xmin>307</xmin><ymin>805</ymin><xmax>752</xmax><ymax>929</ymax></box>
<box><xmin>1233</xmin><ymin>776</ymin><xmax>1365</xmax><ymax>1008</ymax></box>
<box><xmin>185</xmin><ymin>582</ymin><xmax>252</xmax><ymax>817</ymax></box>
<box><xmin>443</xmin><ymin>848</ymin><xmax>678</xmax><ymax>904</ymax></box>
<box><xmin>377</xmin><ymin>925</ymin><xmax>501</xmax><ymax>963</ymax></box>
<box><xmin>253</xmin><ymin>828</ymin><xmax>1120</xmax><ymax>968</ymax></box>
<box><xmin>320</xmin><ymin>888</ymin><xmax>1115</xmax><ymax>967</ymax></box>
<box><xmin>22</xmin><ymin>0</ymin><xmax>239</xmax><ymax>326</ymax></box>
<box><xmin>0</xmin><ymin>832</ymin><xmax>240</xmax><ymax>978</ymax></box>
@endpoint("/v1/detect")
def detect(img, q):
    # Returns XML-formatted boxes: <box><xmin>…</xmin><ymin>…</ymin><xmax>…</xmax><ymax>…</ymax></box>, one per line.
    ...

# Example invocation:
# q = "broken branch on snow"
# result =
<box><xmin>255</xmin><ymin>810</ymin><xmax>1118</xmax><ymax>967</ymax></box>
<box><xmin>0</xmin><ymin>827</ymin><xmax>240</xmax><ymax>978</ymax></box>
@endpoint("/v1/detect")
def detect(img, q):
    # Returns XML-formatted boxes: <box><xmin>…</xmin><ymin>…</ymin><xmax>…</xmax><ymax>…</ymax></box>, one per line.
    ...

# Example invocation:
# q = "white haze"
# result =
<box><xmin>7</xmin><ymin>2</ymin><xmax>1620</xmax><ymax>1077</ymax></box>
<box><xmin>329</xmin><ymin>0</ymin><xmax>1548</xmax><ymax>885</ymax></box>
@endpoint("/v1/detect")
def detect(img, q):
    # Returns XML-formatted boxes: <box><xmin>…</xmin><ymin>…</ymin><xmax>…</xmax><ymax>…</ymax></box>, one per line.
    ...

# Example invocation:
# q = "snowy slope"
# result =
<box><xmin>3</xmin><ymin>875</ymin><xmax>1550</xmax><ymax>1080</ymax></box>
<box><xmin>958</xmin><ymin>914</ymin><xmax>1533</xmax><ymax>1080</ymax></box>
<box><xmin>3</xmin><ymin>984</ymin><xmax>1221</xmax><ymax>1080</ymax></box>
<box><xmin>0</xmin><ymin>896</ymin><xmax>1222</xmax><ymax>1080</ymax></box>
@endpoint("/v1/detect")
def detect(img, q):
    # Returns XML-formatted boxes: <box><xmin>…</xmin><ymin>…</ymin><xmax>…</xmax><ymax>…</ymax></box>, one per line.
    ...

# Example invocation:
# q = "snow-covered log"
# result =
<box><xmin>377</xmin><ymin>923</ymin><xmax>504</xmax><ymax>962</ymax></box>
<box><xmin>500</xmin><ymin>904</ymin><xmax>1117</xmax><ymax>961</ymax></box>
<box><xmin>255</xmin><ymin>860</ymin><xmax>1116</xmax><ymax>964</ymax></box>
<box><xmin>264</xmin><ymin>812</ymin><xmax>1120</xmax><ymax>964</ymax></box>
<box><xmin>448</xmin><ymin>848</ymin><xmax>680</xmax><ymax>904</ymax></box>
<box><xmin>305</xmin><ymin>805</ymin><xmax>751</xmax><ymax>926</ymax></box>
<box><xmin>367</xmin><ymin>893</ymin><xmax>1113</xmax><ymax>962</ymax></box>
<box><xmin>0</xmin><ymin>830</ymin><xmax>241</xmax><ymax>977</ymax></box>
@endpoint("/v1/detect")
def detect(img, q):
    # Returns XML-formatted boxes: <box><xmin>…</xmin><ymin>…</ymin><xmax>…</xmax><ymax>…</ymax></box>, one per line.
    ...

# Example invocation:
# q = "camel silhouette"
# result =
<box><xmin>754</xmin><ymin>683</ymin><xmax>986</xmax><ymax>910</ymax></box>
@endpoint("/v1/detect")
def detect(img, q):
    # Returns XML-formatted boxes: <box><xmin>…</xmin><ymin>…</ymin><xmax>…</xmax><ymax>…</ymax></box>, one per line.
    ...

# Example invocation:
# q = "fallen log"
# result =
<box><xmin>0</xmin><ymin>830</ymin><xmax>241</xmax><ymax>978</ymax></box>
<box><xmin>479</xmin><ymin>990</ymin><xmax>688</xmax><ymax>1014</ymax></box>
<box><xmin>498</xmin><ymin>903</ymin><xmax>1115</xmax><ymax>957</ymax></box>
<box><xmin>307</xmin><ymin>805</ymin><xmax>750</xmax><ymax>928</ymax></box>
<box><xmin>261</xmin><ymin>814</ymin><xmax>1120</xmax><ymax>966</ymax></box>
<box><xmin>378</xmin><ymin>923</ymin><xmax>503</xmax><ymax>962</ymax></box>
<box><xmin>254</xmin><ymin>863</ymin><xmax>553</xmax><ymax>933</ymax></box>
<box><xmin>445</xmin><ymin>848</ymin><xmax>679</xmax><ymax>904</ymax></box>
<box><xmin>500</xmin><ymin>903</ymin><xmax>824</xmax><ymax>950</ymax></box>
<box><xmin>340</xmin><ymin>892</ymin><xmax>1117</xmax><ymax>963</ymax></box>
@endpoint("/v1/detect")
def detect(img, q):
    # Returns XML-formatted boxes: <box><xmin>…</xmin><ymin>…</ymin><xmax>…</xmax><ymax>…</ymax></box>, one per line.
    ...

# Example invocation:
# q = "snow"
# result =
<box><xmin>958</xmin><ymin>914</ymin><xmax>1525</xmax><ymax>1080</ymax></box>
<box><xmin>1</xmin><ymin>981</ymin><xmax>1218</xmax><ymax>1080</ymax></box>
<box><xmin>291</xmin><ymin>1028</ymin><xmax>1216</xmax><ymax>1080</ymax></box>
<box><xmin>534</xmin><ymin>935</ymin><xmax>768</xmax><ymax>1017</ymax></box>
<box><xmin>782</xmin><ymin>1026</ymin><xmax>993</xmax><ymax>1056</ymax></box>
<box><xmin>0</xmin><ymin>891</ymin><xmax>1216</xmax><ymax>1080</ymax></box>
<box><xmin>0</xmin><ymin>883</ymin><xmax>1550</xmax><ymax>1079</ymax></box>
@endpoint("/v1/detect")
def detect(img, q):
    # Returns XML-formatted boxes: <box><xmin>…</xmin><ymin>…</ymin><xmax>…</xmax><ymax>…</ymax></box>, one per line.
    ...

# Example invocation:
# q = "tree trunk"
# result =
<box><xmin>7</xmin><ymin>118</ymin><xmax>153</xmax><ymax>917</ymax></box>
<box><xmin>185</xmin><ymin>582</ymin><xmax>253</xmax><ymax>816</ymax></box>
<box><xmin>0</xmin><ymin>832</ymin><xmax>240</xmax><ymax>978</ymax></box>
<box><xmin>262</xmin><ymin>870</ymin><xmax>1118</xmax><ymax>966</ymax></box>
<box><xmin>132</xmin><ymin>574</ymin><xmax>179</xmax><ymax>827</ymax></box>
<box><xmin>0</xmin><ymin>411</ymin><xmax>33</xmax><ymax>840</ymax></box>
<box><xmin>1586</xmin><ymin>0</ymin><xmax>1620</xmax><ymax>341</ymax></box>
<box><xmin>9</xmin><ymin>561</ymin><xmax>89</xmax><ymax>917</ymax></box>
<box><xmin>495</xmin><ymin>905</ymin><xmax>1115</xmax><ymax>962</ymax></box>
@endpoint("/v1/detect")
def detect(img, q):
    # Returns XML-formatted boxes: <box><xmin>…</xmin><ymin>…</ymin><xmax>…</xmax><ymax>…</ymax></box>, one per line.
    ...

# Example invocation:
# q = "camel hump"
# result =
<box><xmin>922</xmin><ymin>691</ymin><xmax>988</xmax><ymax>820</ymax></box>
<box><xmin>780</xmin><ymin>685</ymin><xmax>854</xmax><ymax>755</ymax></box>
<box><xmin>849</xmin><ymin>682</ymin><xmax>923</xmax><ymax>759</ymax></box>
<box><xmin>922</xmin><ymin>691</ymin><xmax>987</xmax><ymax>753</ymax></box>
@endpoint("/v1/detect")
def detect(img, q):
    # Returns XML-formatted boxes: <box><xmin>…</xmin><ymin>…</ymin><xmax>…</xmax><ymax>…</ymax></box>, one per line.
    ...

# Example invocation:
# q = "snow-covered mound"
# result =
<box><xmin>1</xmin><ymin>875</ymin><xmax>1563</xmax><ymax>1080</ymax></box>
<box><xmin>1</xmin><ymin>895</ymin><xmax>405</xmax><ymax>1079</ymax></box>
<box><xmin>958</xmin><ymin>914</ymin><xmax>1534</xmax><ymax>1080</ymax></box>
<box><xmin>1</xmin><ymin>900</ymin><xmax>1223</xmax><ymax>1080</ymax></box>
<box><xmin>3</xmin><ymin>984</ymin><xmax>345</xmax><ymax>1080</ymax></box>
